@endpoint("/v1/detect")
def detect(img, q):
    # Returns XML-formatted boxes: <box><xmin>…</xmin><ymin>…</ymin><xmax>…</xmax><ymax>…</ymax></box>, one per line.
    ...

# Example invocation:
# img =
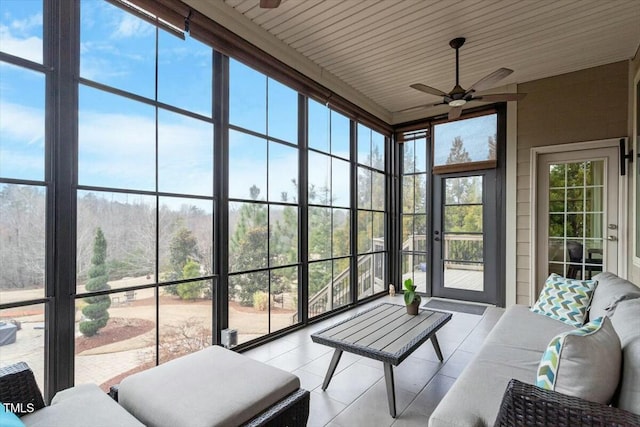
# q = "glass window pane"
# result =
<box><xmin>158</xmin><ymin>30</ymin><xmax>212</xmax><ymax>116</ymax></box>
<box><xmin>333</xmin><ymin>259</ymin><xmax>350</xmax><ymax>309</ymax></box>
<box><xmin>78</xmin><ymin>85</ymin><xmax>156</xmax><ymax>190</ymax></box>
<box><xmin>270</xmin><ymin>205</ymin><xmax>298</xmax><ymax>267</ymax></box>
<box><xmin>269</xmin><ymin>142</ymin><xmax>298</xmax><ymax>203</ymax></box>
<box><xmin>330</xmin><ymin>110</ymin><xmax>350</xmax><ymax>159</ymax></box>
<box><xmin>444</xmin><ymin>205</ymin><xmax>482</xmax><ymax>233</ymax></box>
<box><xmin>433</xmin><ymin>114</ymin><xmax>497</xmax><ymax>168</ymax></box>
<box><xmin>270</xmin><ymin>266</ymin><xmax>298</xmax><ymax>333</ymax></box>
<box><xmin>548</xmin><ymin>238</ymin><xmax>565</xmax><ymax>262</ymax></box>
<box><xmin>403</xmin><ymin>176</ymin><xmax>415</xmax><ymax>214</ymax></box>
<box><xmin>445</xmin><ymin>176</ymin><xmax>482</xmax><ymax>204</ymax></box>
<box><xmin>80</xmin><ymin>1</ymin><xmax>155</xmax><ymax>98</ymax></box>
<box><xmin>445</xmin><ymin>236</ymin><xmax>483</xmax><ymax>263</ymax></box>
<box><xmin>309</xmin><ymin>207</ymin><xmax>331</xmax><ymax>260</ymax></box>
<box><xmin>371</xmin><ymin>130</ymin><xmax>385</xmax><ymax>171</ymax></box>
<box><xmin>333</xmin><ymin>208</ymin><xmax>350</xmax><ymax>258</ymax></box>
<box><xmin>77</xmin><ymin>191</ymin><xmax>156</xmax><ymax>292</ymax></box>
<box><xmin>373</xmin><ymin>212</ymin><xmax>385</xmax><ymax>251</ymax></box>
<box><xmin>372</xmin><ymin>170</ymin><xmax>385</xmax><ymax>211</ymax></box>
<box><xmin>229</xmin><ymin>271</ymin><xmax>268</xmax><ymax>344</ymax></box>
<box><xmin>549</xmin><ymin>189</ymin><xmax>565</xmax><ymax>213</ymax></box>
<box><xmin>308</xmin><ymin>151</ymin><xmax>331</xmax><ymax>205</ymax></box>
<box><xmin>549</xmin><ymin>164</ymin><xmax>566</xmax><ymax>188</ymax></box>
<box><xmin>332</xmin><ymin>157</ymin><xmax>350</xmax><ymax>208</ymax></box>
<box><xmin>357</xmin><ymin>124</ymin><xmax>371</xmax><ymax>166</ymax></box>
<box><xmin>308</xmin><ymin>99</ymin><xmax>329</xmax><ymax>153</ymax></box>
<box><xmin>414</xmin><ymin>137</ymin><xmax>427</xmax><ymax>173</ymax></box>
<box><xmin>158</xmin><ymin>110</ymin><xmax>213</xmax><ymax>196</ymax></box>
<box><xmin>414</xmin><ymin>175</ymin><xmax>427</xmax><ymax>214</ymax></box>
<box><xmin>75</xmin><ymin>291</ymin><xmax>156</xmax><ymax>389</ymax></box>
<box><xmin>268</xmin><ymin>79</ymin><xmax>298</xmax><ymax>143</ymax></box>
<box><xmin>158</xmin><ymin>197</ymin><xmax>213</xmax><ymax>283</ymax></box>
<box><xmin>403</xmin><ymin>141</ymin><xmax>416</xmax><ymax>174</ymax></box>
<box><xmin>549</xmin><ymin>214</ymin><xmax>565</xmax><ymax>237</ymax></box>
<box><xmin>0</xmin><ymin>184</ymin><xmax>46</xmax><ymax>303</ymax></box>
<box><xmin>357</xmin><ymin>211</ymin><xmax>372</xmax><ymax>254</ymax></box>
<box><xmin>402</xmin><ymin>215</ymin><xmax>414</xmax><ymax>250</ymax></box>
<box><xmin>357</xmin><ymin>255</ymin><xmax>373</xmax><ymax>300</ymax></box>
<box><xmin>357</xmin><ymin>167</ymin><xmax>372</xmax><ymax>210</ymax></box>
<box><xmin>1</xmin><ymin>304</ymin><xmax>45</xmax><ymax>391</ymax></box>
<box><xmin>229</xmin><ymin>130</ymin><xmax>267</xmax><ymax>200</ymax></box>
<box><xmin>566</xmin><ymin>214</ymin><xmax>584</xmax><ymax>238</ymax></box>
<box><xmin>229</xmin><ymin>202</ymin><xmax>268</xmax><ymax>273</ymax></box>
<box><xmin>229</xmin><ymin>59</ymin><xmax>266</xmax><ymax>134</ymax></box>
<box><xmin>159</xmin><ymin>281</ymin><xmax>212</xmax><ymax>364</ymax></box>
<box><xmin>586</xmin><ymin>187</ymin><xmax>603</xmax><ymax>212</ymax></box>
<box><xmin>0</xmin><ymin>1</ymin><xmax>43</xmax><ymax>63</ymax></box>
<box><xmin>0</xmin><ymin>64</ymin><xmax>45</xmax><ymax>181</ymax></box>
<box><xmin>308</xmin><ymin>260</ymin><xmax>332</xmax><ymax>318</ymax></box>
<box><xmin>566</xmin><ymin>188</ymin><xmax>584</xmax><ymax>212</ymax></box>
<box><xmin>566</xmin><ymin>163</ymin><xmax>583</xmax><ymax>187</ymax></box>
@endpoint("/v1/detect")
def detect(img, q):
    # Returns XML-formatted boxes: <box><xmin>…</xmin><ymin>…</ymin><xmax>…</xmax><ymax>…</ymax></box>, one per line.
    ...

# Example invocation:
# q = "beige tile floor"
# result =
<box><xmin>242</xmin><ymin>295</ymin><xmax>504</xmax><ymax>427</ymax></box>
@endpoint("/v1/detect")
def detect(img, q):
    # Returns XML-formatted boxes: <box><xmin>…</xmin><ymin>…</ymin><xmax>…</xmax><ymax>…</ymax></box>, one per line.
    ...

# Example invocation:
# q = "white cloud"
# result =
<box><xmin>0</xmin><ymin>24</ymin><xmax>42</xmax><ymax>63</ymax></box>
<box><xmin>111</xmin><ymin>13</ymin><xmax>153</xmax><ymax>39</ymax></box>
<box><xmin>0</xmin><ymin>101</ymin><xmax>44</xmax><ymax>146</ymax></box>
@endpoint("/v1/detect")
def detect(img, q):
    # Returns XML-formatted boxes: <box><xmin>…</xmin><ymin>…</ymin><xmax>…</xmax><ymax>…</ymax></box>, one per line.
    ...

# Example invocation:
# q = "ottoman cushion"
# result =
<box><xmin>22</xmin><ymin>384</ymin><xmax>144</xmax><ymax>427</ymax></box>
<box><xmin>119</xmin><ymin>346</ymin><xmax>300</xmax><ymax>427</ymax></box>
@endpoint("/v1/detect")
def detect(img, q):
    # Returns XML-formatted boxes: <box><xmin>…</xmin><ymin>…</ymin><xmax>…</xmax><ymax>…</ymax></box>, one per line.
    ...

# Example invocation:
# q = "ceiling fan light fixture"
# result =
<box><xmin>448</xmin><ymin>99</ymin><xmax>466</xmax><ymax>107</ymax></box>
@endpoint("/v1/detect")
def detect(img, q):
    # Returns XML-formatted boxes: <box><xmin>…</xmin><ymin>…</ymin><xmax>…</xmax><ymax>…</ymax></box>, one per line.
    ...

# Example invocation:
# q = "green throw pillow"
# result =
<box><xmin>531</xmin><ymin>273</ymin><xmax>597</xmax><ymax>327</ymax></box>
<box><xmin>536</xmin><ymin>316</ymin><xmax>621</xmax><ymax>404</ymax></box>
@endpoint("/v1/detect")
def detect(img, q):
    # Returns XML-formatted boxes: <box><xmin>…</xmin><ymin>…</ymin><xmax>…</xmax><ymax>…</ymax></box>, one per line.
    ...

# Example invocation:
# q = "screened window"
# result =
<box><xmin>75</xmin><ymin>0</ymin><xmax>215</xmax><ymax>388</ymax></box>
<box><xmin>433</xmin><ymin>114</ymin><xmax>498</xmax><ymax>173</ymax></box>
<box><xmin>307</xmin><ymin>99</ymin><xmax>352</xmax><ymax>317</ymax></box>
<box><xmin>356</xmin><ymin>124</ymin><xmax>386</xmax><ymax>300</ymax></box>
<box><xmin>228</xmin><ymin>60</ymin><xmax>300</xmax><ymax>345</ymax></box>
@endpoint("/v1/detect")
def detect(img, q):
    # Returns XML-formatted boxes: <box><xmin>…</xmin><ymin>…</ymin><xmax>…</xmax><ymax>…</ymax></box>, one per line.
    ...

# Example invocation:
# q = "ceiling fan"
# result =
<box><xmin>259</xmin><ymin>0</ymin><xmax>281</xmax><ymax>8</ymax></box>
<box><xmin>408</xmin><ymin>37</ymin><xmax>526</xmax><ymax>120</ymax></box>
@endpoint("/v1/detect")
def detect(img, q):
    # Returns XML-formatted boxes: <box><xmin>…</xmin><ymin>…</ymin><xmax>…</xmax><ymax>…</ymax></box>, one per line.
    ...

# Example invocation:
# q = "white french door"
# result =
<box><xmin>535</xmin><ymin>147</ymin><xmax>620</xmax><ymax>291</ymax></box>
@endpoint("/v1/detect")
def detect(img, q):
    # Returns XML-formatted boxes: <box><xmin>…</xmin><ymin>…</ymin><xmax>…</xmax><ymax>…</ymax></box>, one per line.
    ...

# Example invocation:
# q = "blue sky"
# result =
<box><xmin>2</xmin><ymin>0</ymin><xmax>480</xmax><ymax>204</ymax></box>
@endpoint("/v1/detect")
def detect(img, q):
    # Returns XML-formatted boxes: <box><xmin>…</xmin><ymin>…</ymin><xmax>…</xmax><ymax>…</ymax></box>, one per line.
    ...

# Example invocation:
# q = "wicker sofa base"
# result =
<box><xmin>494</xmin><ymin>379</ymin><xmax>640</xmax><ymax>427</ymax></box>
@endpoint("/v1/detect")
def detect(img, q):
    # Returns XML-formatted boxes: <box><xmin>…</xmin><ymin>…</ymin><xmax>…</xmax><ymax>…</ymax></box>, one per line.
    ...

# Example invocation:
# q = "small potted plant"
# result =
<box><xmin>403</xmin><ymin>278</ymin><xmax>421</xmax><ymax>315</ymax></box>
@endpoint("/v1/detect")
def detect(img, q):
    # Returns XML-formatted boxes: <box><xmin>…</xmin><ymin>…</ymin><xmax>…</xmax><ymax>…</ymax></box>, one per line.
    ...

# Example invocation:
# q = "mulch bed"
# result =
<box><xmin>75</xmin><ymin>317</ymin><xmax>155</xmax><ymax>354</ymax></box>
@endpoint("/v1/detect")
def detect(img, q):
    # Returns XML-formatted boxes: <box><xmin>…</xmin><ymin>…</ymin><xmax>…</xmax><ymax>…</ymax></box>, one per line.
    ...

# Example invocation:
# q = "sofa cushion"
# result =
<box><xmin>531</xmin><ymin>273</ymin><xmax>597</xmax><ymax>327</ymax></box>
<box><xmin>536</xmin><ymin>316</ymin><xmax>620</xmax><ymax>404</ymax></box>
<box><xmin>429</xmin><ymin>305</ymin><xmax>572</xmax><ymax>427</ymax></box>
<box><xmin>21</xmin><ymin>383</ymin><xmax>144</xmax><ymax>427</ymax></box>
<box><xmin>119</xmin><ymin>345</ymin><xmax>300</xmax><ymax>427</ymax></box>
<box><xmin>590</xmin><ymin>272</ymin><xmax>640</xmax><ymax>320</ymax></box>
<box><xmin>610</xmin><ymin>297</ymin><xmax>640</xmax><ymax>415</ymax></box>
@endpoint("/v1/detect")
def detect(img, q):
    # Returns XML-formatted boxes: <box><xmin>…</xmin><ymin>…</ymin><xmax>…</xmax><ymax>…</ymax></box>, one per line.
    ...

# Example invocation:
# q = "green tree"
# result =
<box><xmin>165</xmin><ymin>227</ymin><xmax>201</xmax><ymax>297</ymax></box>
<box><xmin>79</xmin><ymin>228</ymin><xmax>111</xmax><ymax>337</ymax></box>
<box><xmin>229</xmin><ymin>185</ymin><xmax>268</xmax><ymax>304</ymax></box>
<box><xmin>176</xmin><ymin>260</ymin><xmax>206</xmax><ymax>300</ymax></box>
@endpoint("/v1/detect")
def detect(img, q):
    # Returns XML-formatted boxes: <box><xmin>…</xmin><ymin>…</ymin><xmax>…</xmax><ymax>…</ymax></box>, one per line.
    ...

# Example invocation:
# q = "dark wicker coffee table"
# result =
<box><xmin>311</xmin><ymin>303</ymin><xmax>452</xmax><ymax>418</ymax></box>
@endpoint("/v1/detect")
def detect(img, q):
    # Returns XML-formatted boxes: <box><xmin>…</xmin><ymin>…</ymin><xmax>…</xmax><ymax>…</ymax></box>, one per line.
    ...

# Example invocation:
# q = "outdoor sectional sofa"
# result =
<box><xmin>429</xmin><ymin>271</ymin><xmax>640</xmax><ymax>427</ymax></box>
<box><xmin>0</xmin><ymin>346</ymin><xmax>309</xmax><ymax>427</ymax></box>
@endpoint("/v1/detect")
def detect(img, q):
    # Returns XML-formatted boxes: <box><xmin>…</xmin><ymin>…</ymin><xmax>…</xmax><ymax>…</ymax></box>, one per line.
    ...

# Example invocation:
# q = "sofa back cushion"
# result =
<box><xmin>531</xmin><ymin>273</ymin><xmax>597</xmax><ymax>327</ymax></box>
<box><xmin>590</xmin><ymin>272</ymin><xmax>640</xmax><ymax>320</ymax></box>
<box><xmin>610</xmin><ymin>297</ymin><xmax>640</xmax><ymax>415</ymax></box>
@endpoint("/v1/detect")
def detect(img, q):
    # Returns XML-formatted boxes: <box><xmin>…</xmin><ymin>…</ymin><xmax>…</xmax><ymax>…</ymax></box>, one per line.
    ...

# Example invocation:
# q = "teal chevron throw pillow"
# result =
<box><xmin>536</xmin><ymin>316</ymin><xmax>621</xmax><ymax>404</ymax></box>
<box><xmin>530</xmin><ymin>273</ymin><xmax>597</xmax><ymax>327</ymax></box>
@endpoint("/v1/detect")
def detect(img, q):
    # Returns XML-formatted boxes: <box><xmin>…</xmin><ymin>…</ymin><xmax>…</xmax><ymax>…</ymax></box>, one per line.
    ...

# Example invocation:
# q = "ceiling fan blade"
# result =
<box><xmin>410</xmin><ymin>83</ymin><xmax>447</xmax><ymax>97</ymax></box>
<box><xmin>448</xmin><ymin>106</ymin><xmax>462</xmax><ymax>120</ymax></box>
<box><xmin>474</xmin><ymin>93</ymin><xmax>527</xmax><ymax>102</ymax></box>
<box><xmin>467</xmin><ymin>68</ymin><xmax>513</xmax><ymax>92</ymax></box>
<box><xmin>260</xmin><ymin>0</ymin><xmax>281</xmax><ymax>8</ymax></box>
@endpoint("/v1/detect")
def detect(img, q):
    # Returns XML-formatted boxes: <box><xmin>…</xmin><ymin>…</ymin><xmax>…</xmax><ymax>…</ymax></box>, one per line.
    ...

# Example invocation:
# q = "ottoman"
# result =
<box><xmin>118</xmin><ymin>346</ymin><xmax>309</xmax><ymax>427</ymax></box>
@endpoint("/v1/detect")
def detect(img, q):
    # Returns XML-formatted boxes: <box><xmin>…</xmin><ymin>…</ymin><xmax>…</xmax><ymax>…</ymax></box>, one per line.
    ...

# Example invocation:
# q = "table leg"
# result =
<box><xmin>321</xmin><ymin>349</ymin><xmax>343</xmax><ymax>390</ymax></box>
<box><xmin>431</xmin><ymin>334</ymin><xmax>444</xmax><ymax>362</ymax></box>
<box><xmin>383</xmin><ymin>363</ymin><xmax>397</xmax><ymax>418</ymax></box>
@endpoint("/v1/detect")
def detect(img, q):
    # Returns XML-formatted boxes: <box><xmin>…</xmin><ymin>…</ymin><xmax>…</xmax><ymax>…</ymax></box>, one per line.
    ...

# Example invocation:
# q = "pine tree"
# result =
<box><xmin>79</xmin><ymin>228</ymin><xmax>111</xmax><ymax>337</ymax></box>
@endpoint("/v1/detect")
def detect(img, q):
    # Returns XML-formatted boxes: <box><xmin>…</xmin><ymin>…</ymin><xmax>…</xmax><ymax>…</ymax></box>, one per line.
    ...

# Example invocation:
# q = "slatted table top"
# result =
<box><xmin>311</xmin><ymin>303</ymin><xmax>452</xmax><ymax>365</ymax></box>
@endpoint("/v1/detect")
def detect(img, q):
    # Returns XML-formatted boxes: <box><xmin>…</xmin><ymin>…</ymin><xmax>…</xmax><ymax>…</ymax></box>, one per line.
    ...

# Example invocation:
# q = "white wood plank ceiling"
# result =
<box><xmin>211</xmin><ymin>0</ymin><xmax>640</xmax><ymax>124</ymax></box>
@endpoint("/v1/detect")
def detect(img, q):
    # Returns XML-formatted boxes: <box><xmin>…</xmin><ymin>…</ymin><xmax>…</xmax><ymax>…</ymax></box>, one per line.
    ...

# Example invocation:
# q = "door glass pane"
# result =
<box><xmin>443</xmin><ymin>175</ymin><xmax>484</xmax><ymax>291</ymax></box>
<box><xmin>546</xmin><ymin>160</ymin><xmax>605</xmax><ymax>280</ymax></box>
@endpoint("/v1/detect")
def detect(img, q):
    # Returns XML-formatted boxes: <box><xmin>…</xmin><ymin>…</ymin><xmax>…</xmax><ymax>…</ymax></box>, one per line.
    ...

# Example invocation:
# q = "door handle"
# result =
<box><xmin>434</xmin><ymin>237</ymin><xmax>440</xmax><ymax>241</ymax></box>
<box><xmin>608</xmin><ymin>235</ymin><xmax>618</xmax><ymax>241</ymax></box>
